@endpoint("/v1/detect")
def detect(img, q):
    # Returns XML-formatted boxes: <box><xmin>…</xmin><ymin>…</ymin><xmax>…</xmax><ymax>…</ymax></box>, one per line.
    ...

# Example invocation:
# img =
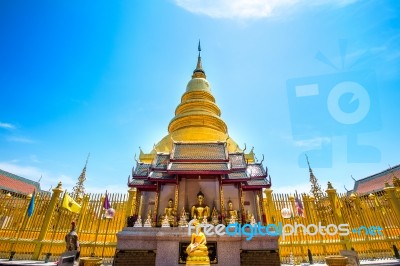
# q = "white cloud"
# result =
<box><xmin>7</xmin><ymin>136</ymin><xmax>35</xmax><ymax>143</ymax></box>
<box><xmin>0</xmin><ymin>122</ymin><xmax>16</xmax><ymax>130</ymax></box>
<box><xmin>293</xmin><ymin>137</ymin><xmax>331</xmax><ymax>148</ymax></box>
<box><xmin>0</xmin><ymin>162</ymin><xmax>43</xmax><ymax>180</ymax></box>
<box><xmin>0</xmin><ymin>161</ymin><xmax>70</xmax><ymax>193</ymax></box>
<box><xmin>174</xmin><ymin>0</ymin><xmax>358</xmax><ymax>19</ymax></box>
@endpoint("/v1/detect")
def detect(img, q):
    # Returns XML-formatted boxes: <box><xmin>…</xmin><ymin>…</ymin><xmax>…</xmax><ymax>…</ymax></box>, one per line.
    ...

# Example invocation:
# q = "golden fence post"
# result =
<box><xmin>76</xmin><ymin>195</ymin><xmax>90</xmax><ymax>233</ymax></box>
<box><xmin>125</xmin><ymin>188</ymin><xmax>137</xmax><ymax>219</ymax></box>
<box><xmin>32</xmin><ymin>182</ymin><xmax>63</xmax><ymax>260</ymax></box>
<box><xmin>263</xmin><ymin>188</ymin><xmax>275</xmax><ymax>224</ymax></box>
<box><xmin>326</xmin><ymin>182</ymin><xmax>351</xmax><ymax>250</ymax></box>
<box><xmin>302</xmin><ymin>195</ymin><xmax>312</xmax><ymax>221</ymax></box>
<box><xmin>384</xmin><ymin>184</ymin><xmax>400</xmax><ymax>221</ymax></box>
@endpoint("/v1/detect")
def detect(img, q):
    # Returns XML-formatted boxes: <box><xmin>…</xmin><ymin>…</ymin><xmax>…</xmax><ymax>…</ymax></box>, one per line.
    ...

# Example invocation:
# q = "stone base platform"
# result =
<box><xmin>115</xmin><ymin>227</ymin><xmax>280</xmax><ymax>266</ymax></box>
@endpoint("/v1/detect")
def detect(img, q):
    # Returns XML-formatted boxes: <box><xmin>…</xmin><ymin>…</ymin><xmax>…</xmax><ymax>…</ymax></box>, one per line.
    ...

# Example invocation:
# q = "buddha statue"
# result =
<box><xmin>225</xmin><ymin>200</ymin><xmax>238</xmax><ymax>224</ymax></box>
<box><xmin>191</xmin><ymin>191</ymin><xmax>210</xmax><ymax>220</ymax></box>
<box><xmin>164</xmin><ymin>198</ymin><xmax>176</xmax><ymax>226</ymax></box>
<box><xmin>211</xmin><ymin>207</ymin><xmax>219</xmax><ymax>225</ymax></box>
<box><xmin>144</xmin><ymin>211</ymin><xmax>152</xmax><ymax>227</ymax></box>
<box><xmin>245</xmin><ymin>210</ymin><xmax>252</xmax><ymax>224</ymax></box>
<box><xmin>186</xmin><ymin>219</ymin><xmax>210</xmax><ymax>265</ymax></box>
<box><xmin>179</xmin><ymin>207</ymin><xmax>188</xmax><ymax>227</ymax></box>
<box><xmin>134</xmin><ymin>215</ymin><xmax>143</xmax><ymax>227</ymax></box>
<box><xmin>250</xmin><ymin>214</ymin><xmax>256</xmax><ymax>226</ymax></box>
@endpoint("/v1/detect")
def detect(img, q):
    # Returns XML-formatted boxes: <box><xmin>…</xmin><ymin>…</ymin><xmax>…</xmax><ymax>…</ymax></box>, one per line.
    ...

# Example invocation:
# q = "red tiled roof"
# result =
<box><xmin>0</xmin><ymin>170</ymin><xmax>38</xmax><ymax>195</ymax></box>
<box><xmin>353</xmin><ymin>165</ymin><xmax>400</xmax><ymax>195</ymax></box>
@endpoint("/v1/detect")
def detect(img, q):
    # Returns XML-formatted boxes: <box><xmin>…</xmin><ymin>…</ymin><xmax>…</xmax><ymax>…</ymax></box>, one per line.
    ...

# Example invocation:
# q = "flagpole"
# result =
<box><xmin>9</xmin><ymin>191</ymin><xmax>34</xmax><ymax>261</ymax></box>
<box><xmin>101</xmin><ymin>218</ymin><xmax>111</xmax><ymax>260</ymax></box>
<box><xmin>91</xmin><ymin>195</ymin><xmax>104</xmax><ymax>257</ymax></box>
<box><xmin>45</xmin><ymin>191</ymin><xmax>65</xmax><ymax>263</ymax></box>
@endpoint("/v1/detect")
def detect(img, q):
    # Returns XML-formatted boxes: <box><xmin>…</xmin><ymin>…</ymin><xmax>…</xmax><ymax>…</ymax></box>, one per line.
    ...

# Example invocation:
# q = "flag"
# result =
<box><xmin>27</xmin><ymin>190</ymin><xmax>35</xmax><ymax>217</ymax></box>
<box><xmin>103</xmin><ymin>191</ymin><xmax>111</xmax><ymax>210</ymax></box>
<box><xmin>295</xmin><ymin>195</ymin><xmax>304</xmax><ymax>217</ymax></box>
<box><xmin>62</xmin><ymin>192</ymin><xmax>81</xmax><ymax>213</ymax></box>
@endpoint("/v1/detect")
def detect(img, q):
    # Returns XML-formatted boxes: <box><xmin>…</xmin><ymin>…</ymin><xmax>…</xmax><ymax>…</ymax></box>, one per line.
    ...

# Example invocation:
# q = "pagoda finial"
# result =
<box><xmin>305</xmin><ymin>154</ymin><xmax>313</xmax><ymax>173</ymax></box>
<box><xmin>72</xmin><ymin>153</ymin><xmax>89</xmax><ymax>200</ymax></box>
<box><xmin>198</xmin><ymin>39</ymin><xmax>201</xmax><ymax>56</ymax></box>
<box><xmin>192</xmin><ymin>40</ymin><xmax>206</xmax><ymax>79</ymax></box>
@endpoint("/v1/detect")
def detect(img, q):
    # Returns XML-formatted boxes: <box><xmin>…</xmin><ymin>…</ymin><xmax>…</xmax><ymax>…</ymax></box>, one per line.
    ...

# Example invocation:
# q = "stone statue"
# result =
<box><xmin>134</xmin><ymin>216</ymin><xmax>143</xmax><ymax>227</ymax></box>
<box><xmin>225</xmin><ymin>200</ymin><xmax>238</xmax><ymax>224</ymax></box>
<box><xmin>144</xmin><ymin>211</ymin><xmax>152</xmax><ymax>227</ymax></box>
<box><xmin>186</xmin><ymin>219</ymin><xmax>210</xmax><ymax>265</ymax></box>
<box><xmin>191</xmin><ymin>191</ymin><xmax>210</xmax><ymax>220</ymax></box>
<box><xmin>164</xmin><ymin>198</ymin><xmax>176</xmax><ymax>226</ymax></box>
<box><xmin>65</xmin><ymin>221</ymin><xmax>79</xmax><ymax>251</ymax></box>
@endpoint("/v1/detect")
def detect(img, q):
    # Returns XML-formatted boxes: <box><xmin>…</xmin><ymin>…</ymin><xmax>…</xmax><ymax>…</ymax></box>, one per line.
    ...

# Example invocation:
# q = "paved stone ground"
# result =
<box><xmin>282</xmin><ymin>259</ymin><xmax>400</xmax><ymax>266</ymax></box>
<box><xmin>1</xmin><ymin>258</ymin><xmax>399</xmax><ymax>266</ymax></box>
<box><xmin>0</xmin><ymin>259</ymin><xmax>113</xmax><ymax>266</ymax></box>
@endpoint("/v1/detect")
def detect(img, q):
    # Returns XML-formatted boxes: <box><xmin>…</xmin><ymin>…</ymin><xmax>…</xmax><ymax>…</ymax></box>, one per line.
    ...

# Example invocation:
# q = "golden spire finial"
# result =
<box><xmin>192</xmin><ymin>40</ymin><xmax>206</xmax><ymax>79</ymax></box>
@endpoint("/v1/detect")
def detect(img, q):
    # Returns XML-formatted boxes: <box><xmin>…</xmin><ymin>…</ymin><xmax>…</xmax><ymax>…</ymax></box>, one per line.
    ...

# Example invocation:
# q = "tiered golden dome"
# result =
<box><xmin>140</xmin><ymin>44</ymin><xmax>241</xmax><ymax>162</ymax></box>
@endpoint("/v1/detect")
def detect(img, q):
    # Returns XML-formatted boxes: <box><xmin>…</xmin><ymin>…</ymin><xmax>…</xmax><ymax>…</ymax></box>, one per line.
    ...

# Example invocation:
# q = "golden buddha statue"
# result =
<box><xmin>186</xmin><ymin>219</ymin><xmax>210</xmax><ymax>265</ymax></box>
<box><xmin>191</xmin><ymin>191</ymin><xmax>210</xmax><ymax>220</ymax></box>
<box><xmin>211</xmin><ymin>207</ymin><xmax>219</xmax><ymax>225</ymax></box>
<box><xmin>225</xmin><ymin>200</ymin><xmax>238</xmax><ymax>224</ymax></box>
<box><xmin>164</xmin><ymin>198</ymin><xmax>176</xmax><ymax>225</ymax></box>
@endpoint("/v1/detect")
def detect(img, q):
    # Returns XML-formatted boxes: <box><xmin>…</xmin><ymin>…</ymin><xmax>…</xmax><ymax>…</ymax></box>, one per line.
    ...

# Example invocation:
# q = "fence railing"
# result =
<box><xmin>0</xmin><ymin>181</ymin><xmax>399</xmax><ymax>264</ymax></box>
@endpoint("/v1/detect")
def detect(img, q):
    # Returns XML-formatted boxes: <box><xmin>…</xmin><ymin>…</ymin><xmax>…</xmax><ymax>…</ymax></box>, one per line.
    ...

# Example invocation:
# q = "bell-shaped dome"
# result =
<box><xmin>151</xmin><ymin>44</ymin><xmax>240</xmax><ymax>155</ymax></box>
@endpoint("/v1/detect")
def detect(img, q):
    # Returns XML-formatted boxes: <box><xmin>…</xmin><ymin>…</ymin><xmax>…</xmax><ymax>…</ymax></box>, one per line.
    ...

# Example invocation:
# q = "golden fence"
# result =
<box><xmin>0</xmin><ymin>183</ymin><xmax>135</xmax><ymax>263</ymax></box>
<box><xmin>0</xmin><ymin>181</ymin><xmax>399</xmax><ymax>264</ymax></box>
<box><xmin>264</xmin><ymin>183</ymin><xmax>400</xmax><ymax>264</ymax></box>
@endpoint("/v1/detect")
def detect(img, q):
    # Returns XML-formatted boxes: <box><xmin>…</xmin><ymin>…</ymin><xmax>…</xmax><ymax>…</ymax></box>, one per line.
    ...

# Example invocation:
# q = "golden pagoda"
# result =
<box><xmin>128</xmin><ymin>42</ymin><xmax>271</xmax><ymax>227</ymax></box>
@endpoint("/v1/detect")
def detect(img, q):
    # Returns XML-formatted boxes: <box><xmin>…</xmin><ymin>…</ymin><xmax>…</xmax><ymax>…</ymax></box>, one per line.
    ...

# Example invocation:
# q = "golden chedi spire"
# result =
<box><xmin>192</xmin><ymin>40</ymin><xmax>206</xmax><ymax>79</ymax></box>
<box><xmin>140</xmin><ymin>42</ymin><xmax>240</xmax><ymax>162</ymax></box>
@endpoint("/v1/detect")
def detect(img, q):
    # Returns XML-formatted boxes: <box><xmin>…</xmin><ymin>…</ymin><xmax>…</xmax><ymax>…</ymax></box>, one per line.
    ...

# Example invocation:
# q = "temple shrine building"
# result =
<box><xmin>127</xmin><ymin>44</ymin><xmax>271</xmax><ymax>227</ymax></box>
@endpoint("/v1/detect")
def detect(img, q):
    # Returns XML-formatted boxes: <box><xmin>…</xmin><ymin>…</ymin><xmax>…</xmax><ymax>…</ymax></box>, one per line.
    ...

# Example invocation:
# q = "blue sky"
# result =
<box><xmin>0</xmin><ymin>0</ymin><xmax>399</xmax><ymax>194</ymax></box>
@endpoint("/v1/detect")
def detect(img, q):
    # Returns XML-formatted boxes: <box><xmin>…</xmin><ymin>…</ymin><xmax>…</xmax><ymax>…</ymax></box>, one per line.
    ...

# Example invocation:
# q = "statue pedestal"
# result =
<box><xmin>115</xmin><ymin>227</ymin><xmax>280</xmax><ymax>266</ymax></box>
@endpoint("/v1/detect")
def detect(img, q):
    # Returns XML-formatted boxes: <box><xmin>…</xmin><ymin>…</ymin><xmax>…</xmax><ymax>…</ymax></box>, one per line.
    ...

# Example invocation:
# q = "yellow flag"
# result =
<box><xmin>62</xmin><ymin>193</ymin><xmax>81</xmax><ymax>213</ymax></box>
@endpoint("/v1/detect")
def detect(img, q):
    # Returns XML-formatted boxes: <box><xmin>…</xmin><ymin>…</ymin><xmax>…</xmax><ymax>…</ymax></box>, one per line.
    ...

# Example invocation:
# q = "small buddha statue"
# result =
<box><xmin>164</xmin><ymin>198</ymin><xmax>176</xmax><ymax>226</ymax></box>
<box><xmin>161</xmin><ymin>215</ymin><xmax>171</xmax><ymax>227</ymax></box>
<box><xmin>191</xmin><ymin>191</ymin><xmax>210</xmax><ymax>221</ymax></box>
<box><xmin>250</xmin><ymin>214</ymin><xmax>256</xmax><ymax>226</ymax></box>
<box><xmin>65</xmin><ymin>221</ymin><xmax>79</xmax><ymax>251</ymax></box>
<box><xmin>225</xmin><ymin>200</ymin><xmax>238</xmax><ymax>224</ymax></box>
<box><xmin>211</xmin><ymin>207</ymin><xmax>219</xmax><ymax>225</ymax></box>
<box><xmin>179</xmin><ymin>207</ymin><xmax>188</xmax><ymax>227</ymax></box>
<box><xmin>186</xmin><ymin>219</ymin><xmax>210</xmax><ymax>265</ymax></box>
<box><xmin>245</xmin><ymin>210</ymin><xmax>252</xmax><ymax>223</ymax></box>
<box><xmin>144</xmin><ymin>211</ymin><xmax>152</xmax><ymax>227</ymax></box>
<box><xmin>134</xmin><ymin>215</ymin><xmax>143</xmax><ymax>227</ymax></box>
